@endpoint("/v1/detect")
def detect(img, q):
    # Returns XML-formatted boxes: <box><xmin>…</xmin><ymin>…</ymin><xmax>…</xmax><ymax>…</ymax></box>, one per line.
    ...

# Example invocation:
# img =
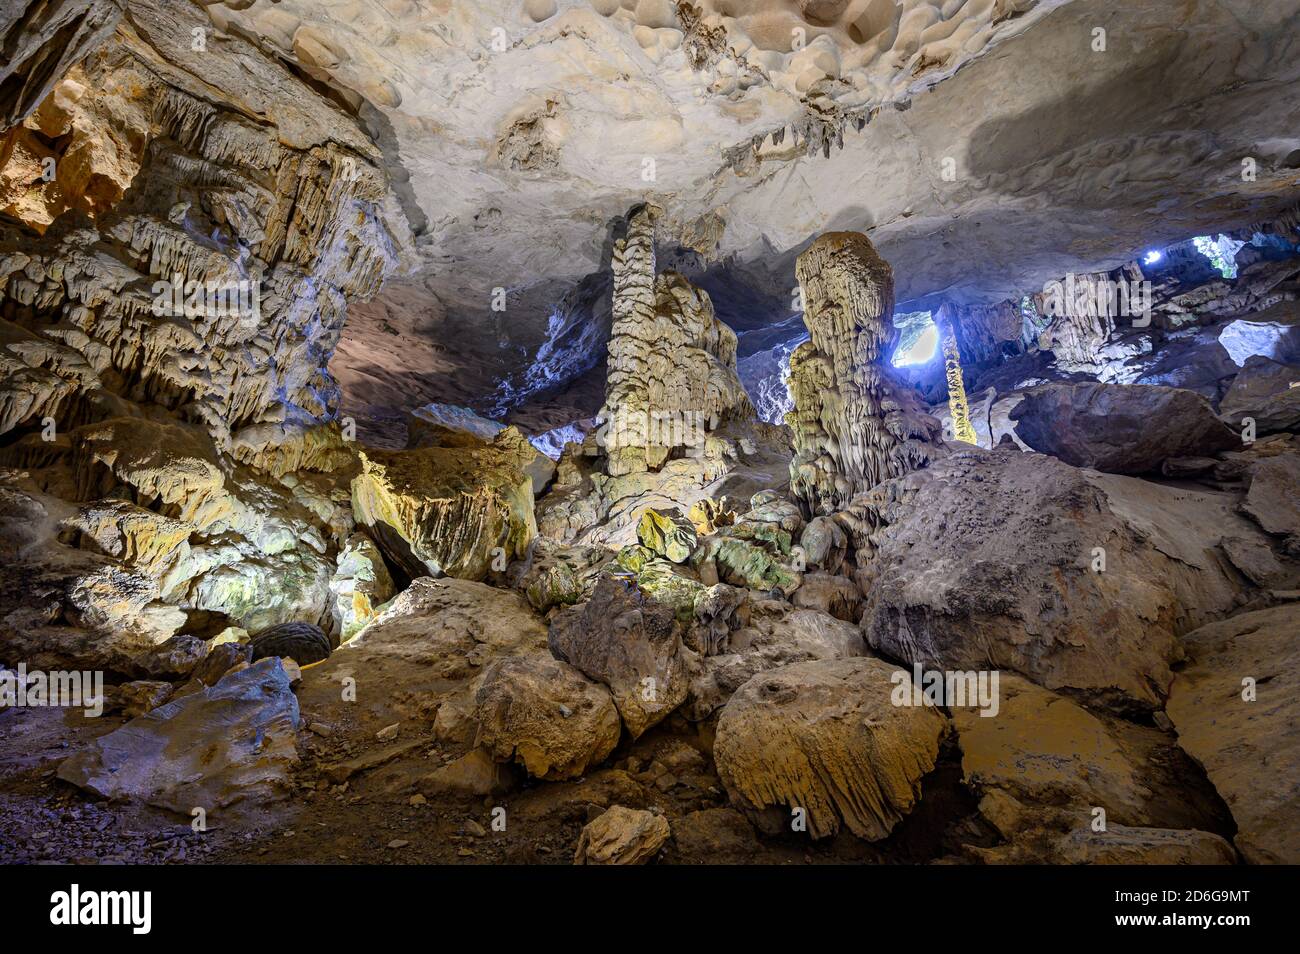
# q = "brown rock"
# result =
<box><xmin>573</xmin><ymin>805</ymin><xmax>670</xmax><ymax>865</ymax></box>
<box><xmin>714</xmin><ymin>656</ymin><xmax>948</xmax><ymax>840</ymax></box>
<box><xmin>474</xmin><ymin>653</ymin><xmax>621</xmax><ymax>780</ymax></box>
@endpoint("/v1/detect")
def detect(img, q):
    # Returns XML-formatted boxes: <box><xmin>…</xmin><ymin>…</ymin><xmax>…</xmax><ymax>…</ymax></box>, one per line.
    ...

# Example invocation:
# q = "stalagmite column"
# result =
<box><xmin>602</xmin><ymin>203</ymin><xmax>661</xmax><ymax>475</ymax></box>
<box><xmin>937</xmin><ymin>304</ymin><xmax>977</xmax><ymax>445</ymax></box>
<box><xmin>598</xmin><ymin>203</ymin><xmax>753</xmax><ymax>477</ymax></box>
<box><xmin>787</xmin><ymin>232</ymin><xmax>942</xmax><ymax>516</ymax></box>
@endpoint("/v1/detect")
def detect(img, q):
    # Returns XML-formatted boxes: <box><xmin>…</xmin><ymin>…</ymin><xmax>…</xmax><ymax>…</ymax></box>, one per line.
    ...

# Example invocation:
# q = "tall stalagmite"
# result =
<box><xmin>787</xmin><ymin>232</ymin><xmax>942</xmax><ymax>516</ymax></box>
<box><xmin>598</xmin><ymin>203</ymin><xmax>752</xmax><ymax>477</ymax></box>
<box><xmin>937</xmin><ymin>303</ymin><xmax>977</xmax><ymax>445</ymax></box>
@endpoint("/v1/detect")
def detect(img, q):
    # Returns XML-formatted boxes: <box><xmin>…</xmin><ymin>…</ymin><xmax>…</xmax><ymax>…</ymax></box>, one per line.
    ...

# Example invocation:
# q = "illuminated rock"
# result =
<box><xmin>474</xmin><ymin>653</ymin><xmax>621</xmax><ymax>781</ymax></box>
<box><xmin>574</xmin><ymin>806</ymin><xmax>670</xmax><ymax>865</ymax></box>
<box><xmin>714</xmin><ymin>656</ymin><xmax>947</xmax><ymax>840</ymax></box>
<box><xmin>787</xmin><ymin>232</ymin><xmax>942</xmax><ymax>516</ymax></box>
<box><xmin>328</xmin><ymin>532</ymin><xmax>395</xmax><ymax>641</ymax></box>
<box><xmin>599</xmin><ymin>204</ymin><xmax>753</xmax><ymax>477</ymax></box>
<box><xmin>351</xmin><ymin>428</ymin><xmax>537</xmax><ymax>581</ymax></box>
<box><xmin>57</xmin><ymin>658</ymin><xmax>300</xmax><ymax>814</ymax></box>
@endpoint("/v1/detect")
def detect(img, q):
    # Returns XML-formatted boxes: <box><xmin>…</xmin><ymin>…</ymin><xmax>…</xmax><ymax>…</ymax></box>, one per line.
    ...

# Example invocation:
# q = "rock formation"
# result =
<box><xmin>0</xmin><ymin>0</ymin><xmax>1298</xmax><ymax>877</ymax></box>
<box><xmin>714</xmin><ymin>656</ymin><xmax>948</xmax><ymax>840</ymax></box>
<box><xmin>1011</xmin><ymin>382</ymin><xmax>1240</xmax><ymax>473</ymax></box>
<box><xmin>351</xmin><ymin>428</ymin><xmax>538</xmax><ymax>581</ymax></box>
<box><xmin>1167</xmin><ymin>605</ymin><xmax>1299</xmax><ymax>864</ymax></box>
<box><xmin>856</xmin><ymin>445</ymin><xmax>1266</xmax><ymax>711</ymax></box>
<box><xmin>787</xmin><ymin>232</ymin><xmax>942</xmax><ymax>515</ymax></box>
<box><xmin>598</xmin><ymin>203</ymin><xmax>753</xmax><ymax>476</ymax></box>
<box><xmin>57</xmin><ymin>657</ymin><xmax>300</xmax><ymax>814</ymax></box>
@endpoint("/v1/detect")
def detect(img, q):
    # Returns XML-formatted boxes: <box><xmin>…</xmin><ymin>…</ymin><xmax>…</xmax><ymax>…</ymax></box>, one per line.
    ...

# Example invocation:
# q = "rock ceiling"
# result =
<box><xmin>198</xmin><ymin>0</ymin><xmax>1294</xmax><ymax>425</ymax></box>
<box><xmin>204</xmin><ymin>0</ymin><xmax>1300</xmax><ymax>302</ymax></box>
<box><xmin>11</xmin><ymin>0</ymin><xmax>1300</xmax><ymax>423</ymax></box>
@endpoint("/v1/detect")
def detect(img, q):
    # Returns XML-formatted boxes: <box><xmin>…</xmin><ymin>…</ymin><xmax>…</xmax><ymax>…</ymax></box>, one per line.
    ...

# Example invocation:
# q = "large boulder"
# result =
<box><xmin>1219</xmin><ymin>356</ymin><xmax>1300</xmax><ymax>434</ymax></box>
<box><xmin>714</xmin><ymin>656</ymin><xmax>948</xmax><ymax>840</ymax></box>
<box><xmin>859</xmin><ymin>446</ymin><xmax>1259</xmax><ymax>711</ymax></box>
<box><xmin>1166</xmin><ymin>605</ymin><xmax>1299</xmax><ymax>864</ymax></box>
<box><xmin>786</xmin><ymin>231</ymin><xmax>943</xmax><ymax>515</ymax></box>
<box><xmin>473</xmin><ymin>654</ymin><xmax>621</xmax><ymax>780</ymax></box>
<box><xmin>548</xmin><ymin>574</ymin><xmax>691</xmax><ymax>739</ymax></box>
<box><xmin>57</xmin><ymin>658</ymin><xmax>300</xmax><ymax>814</ymax></box>
<box><xmin>351</xmin><ymin>428</ymin><xmax>537</xmax><ymax>580</ymax></box>
<box><xmin>684</xmin><ymin>604</ymin><xmax>866</xmax><ymax>720</ymax></box>
<box><xmin>1010</xmin><ymin>382</ymin><xmax>1238</xmax><ymax>474</ymax></box>
<box><xmin>322</xmin><ymin>577</ymin><xmax>548</xmax><ymax>687</ymax></box>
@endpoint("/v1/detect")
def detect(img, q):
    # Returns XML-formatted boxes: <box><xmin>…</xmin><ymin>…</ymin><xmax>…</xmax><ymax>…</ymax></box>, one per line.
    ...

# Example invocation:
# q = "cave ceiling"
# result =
<box><xmin>141</xmin><ymin>0</ymin><xmax>1300</xmax><ymax>416</ymax></box>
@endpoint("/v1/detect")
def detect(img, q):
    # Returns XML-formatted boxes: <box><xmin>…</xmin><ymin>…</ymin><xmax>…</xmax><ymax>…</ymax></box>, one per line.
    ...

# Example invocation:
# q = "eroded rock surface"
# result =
<box><xmin>474</xmin><ymin>653</ymin><xmax>621</xmax><ymax>781</ymax></box>
<box><xmin>788</xmin><ymin>232</ymin><xmax>942</xmax><ymax>515</ymax></box>
<box><xmin>57</xmin><ymin>658</ymin><xmax>300</xmax><ymax>814</ymax></box>
<box><xmin>1166</xmin><ymin>605</ymin><xmax>1299</xmax><ymax>865</ymax></box>
<box><xmin>549</xmin><ymin>574</ymin><xmax>691</xmax><ymax>739</ymax></box>
<box><xmin>714</xmin><ymin>656</ymin><xmax>948</xmax><ymax>840</ymax></box>
<box><xmin>858</xmin><ymin>446</ymin><xmax>1261</xmax><ymax>710</ymax></box>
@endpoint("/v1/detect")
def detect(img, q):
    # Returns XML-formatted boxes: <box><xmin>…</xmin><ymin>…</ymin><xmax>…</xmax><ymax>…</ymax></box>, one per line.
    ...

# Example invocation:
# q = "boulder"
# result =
<box><xmin>573</xmin><ymin>805</ymin><xmax>670</xmax><ymax>865</ymax></box>
<box><xmin>859</xmin><ymin>446</ymin><xmax>1259</xmax><ymax>710</ymax></box>
<box><xmin>406</xmin><ymin>403</ymin><xmax>505</xmax><ymax>448</ymax></box>
<box><xmin>1010</xmin><ymin>382</ymin><xmax>1238</xmax><ymax>474</ymax></box>
<box><xmin>323</xmin><ymin>577</ymin><xmax>548</xmax><ymax>686</ymax></box>
<box><xmin>57</xmin><ymin>658</ymin><xmax>300</xmax><ymax>813</ymax></box>
<box><xmin>249</xmin><ymin>622</ymin><xmax>332</xmax><ymax>665</ymax></box>
<box><xmin>954</xmin><ymin>674</ymin><xmax>1231</xmax><ymax>833</ymax></box>
<box><xmin>1241</xmin><ymin>454</ymin><xmax>1300</xmax><ymax>554</ymax></box>
<box><xmin>1166</xmin><ymin>605</ymin><xmax>1299</xmax><ymax>864</ymax></box>
<box><xmin>791</xmin><ymin>571</ymin><xmax>860</xmax><ymax>621</ymax></box>
<box><xmin>636</xmin><ymin>508</ymin><xmax>697</xmax><ymax>563</ymax></box>
<box><xmin>473</xmin><ymin>654</ymin><xmax>621</xmax><ymax>780</ymax></box>
<box><xmin>685</xmin><ymin>605</ymin><xmax>866</xmax><ymax>720</ymax></box>
<box><xmin>968</xmin><ymin>792</ymin><xmax>1237</xmax><ymax>865</ymax></box>
<box><xmin>419</xmin><ymin>747</ymin><xmax>517</xmax><ymax>798</ymax></box>
<box><xmin>714</xmin><ymin>657</ymin><xmax>948</xmax><ymax>840</ymax></box>
<box><xmin>351</xmin><ymin>428</ymin><xmax>537</xmax><ymax>580</ymax></box>
<box><xmin>548</xmin><ymin>574</ymin><xmax>691</xmax><ymax>739</ymax></box>
<box><xmin>1219</xmin><ymin>356</ymin><xmax>1300</xmax><ymax>434</ymax></box>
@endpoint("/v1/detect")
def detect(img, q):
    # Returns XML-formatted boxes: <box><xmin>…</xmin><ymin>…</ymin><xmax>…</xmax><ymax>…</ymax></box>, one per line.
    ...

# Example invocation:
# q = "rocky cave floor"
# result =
<box><xmin>0</xmin><ymin>704</ymin><xmax>985</xmax><ymax>865</ymax></box>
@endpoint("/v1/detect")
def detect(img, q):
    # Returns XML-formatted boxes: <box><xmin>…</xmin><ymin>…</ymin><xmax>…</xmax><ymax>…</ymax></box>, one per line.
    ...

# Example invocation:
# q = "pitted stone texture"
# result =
<box><xmin>858</xmin><ymin>446</ymin><xmax>1261</xmax><ymax>711</ymax></box>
